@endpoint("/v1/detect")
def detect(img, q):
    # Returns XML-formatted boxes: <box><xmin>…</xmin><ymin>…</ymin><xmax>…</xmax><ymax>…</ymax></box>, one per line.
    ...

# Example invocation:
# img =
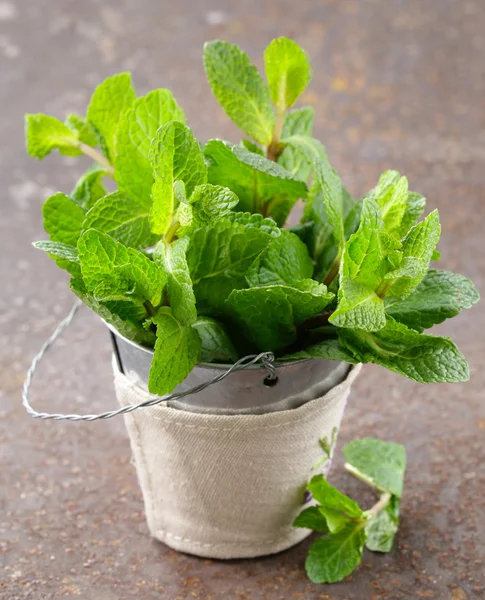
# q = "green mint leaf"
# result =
<box><xmin>191</xmin><ymin>317</ymin><xmax>238</xmax><ymax>363</ymax></box>
<box><xmin>204</xmin><ymin>140</ymin><xmax>306</xmax><ymax>225</ymax></box>
<box><xmin>186</xmin><ymin>218</ymin><xmax>272</xmax><ymax>315</ymax></box>
<box><xmin>204</xmin><ymin>40</ymin><xmax>274</xmax><ymax>145</ymax></box>
<box><xmin>365</xmin><ymin>496</ymin><xmax>400</xmax><ymax>553</ymax></box>
<box><xmin>70</xmin><ymin>164</ymin><xmax>107</xmax><ymax>210</ymax></box>
<box><xmin>183</xmin><ymin>184</ymin><xmax>239</xmax><ymax>232</ymax></box>
<box><xmin>25</xmin><ymin>114</ymin><xmax>82</xmax><ymax>159</ymax></box>
<box><xmin>386</xmin><ymin>210</ymin><xmax>441</xmax><ymax>299</ymax></box>
<box><xmin>330</xmin><ymin>196</ymin><xmax>400</xmax><ymax>331</ymax></box>
<box><xmin>283</xmin><ymin>338</ymin><xmax>360</xmax><ymax>364</ymax></box>
<box><xmin>86</xmin><ymin>72</ymin><xmax>136</xmax><ymax>161</ymax></box>
<box><xmin>226</xmin><ymin>212</ymin><xmax>281</xmax><ymax>237</ymax></box>
<box><xmin>305</xmin><ymin>522</ymin><xmax>366</xmax><ymax>584</ymax></box>
<box><xmin>226</xmin><ymin>282</ymin><xmax>333</xmax><ymax>352</ymax></box>
<box><xmin>78</xmin><ymin>229</ymin><xmax>166</xmax><ymax>306</ymax></box>
<box><xmin>385</xmin><ymin>269</ymin><xmax>480</xmax><ymax>331</ymax></box>
<box><xmin>149</xmin><ymin>121</ymin><xmax>207</xmax><ymax>235</ymax></box>
<box><xmin>42</xmin><ymin>193</ymin><xmax>85</xmax><ymax>246</ymax></box>
<box><xmin>293</xmin><ymin>506</ymin><xmax>329</xmax><ymax>533</ymax></box>
<box><xmin>64</xmin><ymin>115</ymin><xmax>98</xmax><ymax>147</ymax></box>
<box><xmin>153</xmin><ymin>237</ymin><xmax>197</xmax><ymax>325</ymax></box>
<box><xmin>246</xmin><ymin>229</ymin><xmax>313</xmax><ymax>287</ymax></box>
<box><xmin>340</xmin><ymin>317</ymin><xmax>469</xmax><ymax>383</ymax></box>
<box><xmin>343</xmin><ymin>438</ymin><xmax>406</xmax><ymax>497</ymax></box>
<box><xmin>33</xmin><ymin>240</ymin><xmax>79</xmax><ymax>263</ymax></box>
<box><xmin>307</xmin><ymin>475</ymin><xmax>363</xmax><ymax>519</ymax></box>
<box><xmin>115</xmin><ymin>89</ymin><xmax>186</xmax><ymax>204</ymax></box>
<box><xmin>148</xmin><ymin>307</ymin><xmax>201</xmax><ymax>395</ymax></box>
<box><xmin>398</xmin><ymin>191</ymin><xmax>426</xmax><ymax>238</ymax></box>
<box><xmin>240</xmin><ymin>139</ymin><xmax>264</xmax><ymax>155</ymax></box>
<box><xmin>281</xmin><ymin>106</ymin><xmax>315</xmax><ymax>139</ymax></box>
<box><xmin>366</xmin><ymin>170</ymin><xmax>409</xmax><ymax>235</ymax></box>
<box><xmin>264</xmin><ymin>37</ymin><xmax>311</xmax><ymax>111</ymax></box>
<box><xmin>284</xmin><ymin>135</ymin><xmax>345</xmax><ymax>244</ymax></box>
<box><xmin>83</xmin><ymin>191</ymin><xmax>158</xmax><ymax>250</ymax></box>
<box><xmin>70</xmin><ymin>278</ymin><xmax>154</xmax><ymax>345</ymax></box>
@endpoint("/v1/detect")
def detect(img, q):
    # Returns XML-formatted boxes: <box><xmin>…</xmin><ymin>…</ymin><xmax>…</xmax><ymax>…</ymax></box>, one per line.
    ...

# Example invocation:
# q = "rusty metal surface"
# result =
<box><xmin>1</xmin><ymin>0</ymin><xmax>484</xmax><ymax>598</ymax></box>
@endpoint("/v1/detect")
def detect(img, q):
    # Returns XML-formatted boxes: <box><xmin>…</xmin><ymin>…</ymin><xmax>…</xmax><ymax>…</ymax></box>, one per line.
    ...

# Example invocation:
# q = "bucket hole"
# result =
<box><xmin>263</xmin><ymin>375</ymin><xmax>279</xmax><ymax>387</ymax></box>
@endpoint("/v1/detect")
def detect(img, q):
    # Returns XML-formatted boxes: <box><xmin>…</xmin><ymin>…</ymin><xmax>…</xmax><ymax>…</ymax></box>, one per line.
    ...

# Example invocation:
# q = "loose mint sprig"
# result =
<box><xmin>26</xmin><ymin>38</ymin><xmax>479</xmax><ymax>396</ymax></box>
<box><xmin>294</xmin><ymin>438</ymin><xmax>406</xmax><ymax>584</ymax></box>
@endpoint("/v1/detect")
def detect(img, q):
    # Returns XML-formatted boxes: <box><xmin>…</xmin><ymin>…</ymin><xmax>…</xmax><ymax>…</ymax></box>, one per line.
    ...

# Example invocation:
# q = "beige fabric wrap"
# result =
<box><xmin>113</xmin><ymin>361</ymin><xmax>362</xmax><ymax>559</ymax></box>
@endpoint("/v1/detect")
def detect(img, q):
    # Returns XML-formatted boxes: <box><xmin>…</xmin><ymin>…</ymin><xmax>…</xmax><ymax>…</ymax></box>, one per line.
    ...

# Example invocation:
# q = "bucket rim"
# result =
<box><xmin>104</xmin><ymin>321</ymin><xmax>311</xmax><ymax>372</ymax></box>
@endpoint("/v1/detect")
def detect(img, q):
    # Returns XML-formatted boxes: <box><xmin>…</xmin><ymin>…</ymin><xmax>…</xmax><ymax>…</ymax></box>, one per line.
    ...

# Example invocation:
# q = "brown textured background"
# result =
<box><xmin>1</xmin><ymin>0</ymin><xmax>484</xmax><ymax>598</ymax></box>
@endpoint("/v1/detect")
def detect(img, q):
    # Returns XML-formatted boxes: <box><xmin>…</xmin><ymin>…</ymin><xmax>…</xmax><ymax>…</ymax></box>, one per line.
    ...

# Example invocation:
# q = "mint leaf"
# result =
<box><xmin>204</xmin><ymin>140</ymin><xmax>306</xmax><ymax>225</ymax></box>
<box><xmin>343</xmin><ymin>438</ymin><xmax>406</xmax><ymax>498</ymax></box>
<box><xmin>192</xmin><ymin>317</ymin><xmax>238</xmax><ymax>363</ymax></box>
<box><xmin>386</xmin><ymin>210</ymin><xmax>441</xmax><ymax>299</ymax></box>
<box><xmin>86</xmin><ymin>72</ymin><xmax>136</xmax><ymax>161</ymax></box>
<box><xmin>366</xmin><ymin>170</ymin><xmax>409</xmax><ymax>235</ymax></box>
<box><xmin>365</xmin><ymin>496</ymin><xmax>400</xmax><ymax>553</ymax></box>
<box><xmin>293</xmin><ymin>506</ymin><xmax>329</xmax><ymax>533</ymax></box>
<box><xmin>264</xmin><ymin>37</ymin><xmax>311</xmax><ymax>111</ymax></box>
<box><xmin>385</xmin><ymin>269</ymin><xmax>480</xmax><ymax>331</ymax></box>
<box><xmin>226</xmin><ymin>212</ymin><xmax>281</xmax><ymax>237</ymax></box>
<box><xmin>25</xmin><ymin>114</ymin><xmax>82</xmax><ymax>158</ymax></box>
<box><xmin>240</xmin><ymin>139</ymin><xmax>264</xmax><ymax>155</ymax></box>
<box><xmin>283</xmin><ymin>338</ymin><xmax>360</xmax><ymax>364</ymax></box>
<box><xmin>64</xmin><ymin>115</ymin><xmax>98</xmax><ymax>147</ymax></box>
<box><xmin>34</xmin><ymin>239</ymin><xmax>81</xmax><ymax>277</ymax></box>
<box><xmin>187</xmin><ymin>218</ymin><xmax>271</xmax><ymax>315</ymax></box>
<box><xmin>246</xmin><ymin>229</ymin><xmax>313</xmax><ymax>287</ymax></box>
<box><xmin>226</xmin><ymin>282</ymin><xmax>334</xmax><ymax>352</ymax></box>
<box><xmin>148</xmin><ymin>308</ymin><xmax>201</xmax><ymax>395</ymax></box>
<box><xmin>329</xmin><ymin>196</ymin><xmax>400</xmax><ymax>331</ymax></box>
<box><xmin>70</xmin><ymin>278</ymin><xmax>154</xmax><ymax>345</ymax></box>
<box><xmin>153</xmin><ymin>237</ymin><xmax>197</xmax><ymax>325</ymax></box>
<box><xmin>398</xmin><ymin>191</ymin><xmax>426</xmax><ymax>238</ymax></box>
<box><xmin>204</xmin><ymin>40</ymin><xmax>274</xmax><ymax>145</ymax></box>
<box><xmin>187</xmin><ymin>184</ymin><xmax>239</xmax><ymax>227</ymax></box>
<box><xmin>340</xmin><ymin>317</ymin><xmax>469</xmax><ymax>383</ymax></box>
<box><xmin>307</xmin><ymin>475</ymin><xmax>363</xmax><ymax>519</ymax></box>
<box><xmin>115</xmin><ymin>89</ymin><xmax>186</xmax><ymax>204</ymax></box>
<box><xmin>284</xmin><ymin>135</ymin><xmax>345</xmax><ymax>244</ymax></box>
<box><xmin>281</xmin><ymin>106</ymin><xmax>314</xmax><ymax>139</ymax></box>
<box><xmin>83</xmin><ymin>191</ymin><xmax>158</xmax><ymax>250</ymax></box>
<box><xmin>305</xmin><ymin>523</ymin><xmax>366</xmax><ymax>584</ymax></box>
<box><xmin>149</xmin><ymin>121</ymin><xmax>207</xmax><ymax>235</ymax></box>
<box><xmin>43</xmin><ymin>193</ymin><xmax>85</xmax><ymax>246</ymax></box>
<box><xmin>78</xmin><ymin>229</ymin><xmax>166</xmax><ymax>306</ymax></box>
<box><xmin>70</xmin><ymin>164</ymin><xmax>107</xmax><ymax>210</ymax></box>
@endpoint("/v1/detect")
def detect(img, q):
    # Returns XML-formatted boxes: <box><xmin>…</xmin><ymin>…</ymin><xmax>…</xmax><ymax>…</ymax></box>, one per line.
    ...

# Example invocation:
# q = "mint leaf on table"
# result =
<box><xmin>293</xmin><ymin>506</ymin><xmax>329</xmax><ymax>533</ymax></box>
<box><xmin>329</xmin><ymin>195</ymin><xmax>400</xmax><ymax>331</ymax></box>
<box><xmin>264</xmin><ymin>37</ymin><xmax>311</xmax><ymax>112</ymax></box>
<box><xmin>307</xmin><ymin>475</ymin><xmax>363</xmax><ymax>519</ymax></box>
<box><xmin>149</xmin><ymin>121</ymin><xmax>207</xmax><ymax>235</ymax></box>
<box><xmin>70</xmin><ymin>164</ymin><xmax>108</xmax><ymax>210</ymax></box>
<box><xmin>153</xmin><ymin>237</ymin><xmax>197</xmax><ymax>326</ymax></box>
<box><xmin>385</xmin><ymin>210</ymin><xmax>441</xmax><ymax>299</ymax></box>
<box><xmin>305</xmin><ymin>522</ymin><xmax>366</xmax><ymax>584</ymax></box>
<box><xmin>204</xmin><ymin>140</ymin><xmax>306</xmax><ymax>225</ymax></box>
<box><xmin>364</xmin><ymin>495</ymin><xmax>400</xmax><ymax>553</ymax></box>
<box><xmin>385</xmin><ymin>269</ymin><xmax>480</xmax><ymax>331</ymax></box>
<box><xmin>204</xmin><ymin>40</ymin><xmax>274</xmax><ymax>145</ymax></box>
<box><xmin>340</xmin><ymin>317</ymin><xmax>469</xmax><ymax>383</ymax></box>
<box><xmin>86</xmin><ymin>72</ymin><xmax>136</xmax><ymax>161</ymax></box>
<box><xmin>191</xmin><ymin>316</ymin><xmax>238</xmax><ymax>363</ymax></box>
<box><xmin>83</xmin><ymin>191</ymin><xmax>158</xmax><ymax>250</ymax></box>
<box><xmin>70</xmin><ymin>277</ymin><xmax>154</xmax><ymax>345</ymax></box>
<box><xmin>25</xmin><ymin>114</ymin><xmax>85</xmax><ymax>158</ymax></box>
<box><xmin>225</xmin><ymin>282</ymin><xmax>333</xmax><ymax>352</ymax></box>
<box><xmin>64</xmin><ymin>115</ymin><xmax>99</xmax><ymax>148</ymax></box>
<box><xmin>186</xmin><ymin>218</ymin><xmax>272</xmax><ymax>315</ymax></box>
<box><xmin>246</xmin><ymin>229</ymin><xmax>313</xmax><ymax>287</ymax></box>
<box><xmin>114</xmin><ymin>89</ymin><xmax>186</xmax><ymax>204</ymax></box>
<box><xmin>77</xmin><ymin>229</ymin><xmax>166</xmax><ymax>306</ymax></box>
<box><xmin>43</xmin><ymin>193</ymin><xmax>85</xmax><ymax>246</ymax></box>
<box><xmin>148</xmin><ymin>307</ymin><xmax>201</xmax><ymax>395</ymax></box>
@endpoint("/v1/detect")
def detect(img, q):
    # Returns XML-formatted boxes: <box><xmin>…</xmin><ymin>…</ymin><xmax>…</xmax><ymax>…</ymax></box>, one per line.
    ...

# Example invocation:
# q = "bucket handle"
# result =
<box><xmin>22</xmin><ymin>301</ymin><xmax>277</xmax><ymax>422</ymax></box>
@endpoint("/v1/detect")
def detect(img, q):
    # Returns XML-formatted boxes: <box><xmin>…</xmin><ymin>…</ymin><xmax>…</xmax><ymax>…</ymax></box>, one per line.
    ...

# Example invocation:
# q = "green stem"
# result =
<box><xmin>324</xmin><ymin>254</ymin><xmax>341</xmax><ymax>287</ymax></box>
<box><xmin>366</xmin><ymin>492</ymin><xmax>392</xmax><ymax>519</ymax></box>
<box><xmin>266</xmin><ymin>109</ymin><xmax>285</xmax><ymax>161</ymax></box>
<box><xmin>164</xmin><ymin>221</ymin><xmax>179</xmax><ymax>244</ymax></box>
<box><xmin>376</xmin><ymin>279</ymin><xmax>393</xmax><ymax>299</ymax></box>
<box><xmin>78</xmin><ymin>142</ymin><xmax>114</xmax><ymax>177</ymax></box>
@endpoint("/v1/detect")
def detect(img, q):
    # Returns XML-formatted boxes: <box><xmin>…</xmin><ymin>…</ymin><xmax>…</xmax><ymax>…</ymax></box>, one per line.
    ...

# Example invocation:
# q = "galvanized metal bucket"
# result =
<box><xmin>107</xmin><ymin>323</ymin><xmax>350</xmax><ymax>415</ymax></box>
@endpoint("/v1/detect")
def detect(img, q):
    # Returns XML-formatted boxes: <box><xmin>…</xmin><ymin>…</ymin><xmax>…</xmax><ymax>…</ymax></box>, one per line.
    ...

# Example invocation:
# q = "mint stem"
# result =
<box><xmin>78</xmin><ymin>142</ymin><xmax>114</xmax><ymax>177</ymax></box>
<box><xmin>367</xmin><ymin>492</ymin><xmax>392</xmax><ymax>519</ymax></box>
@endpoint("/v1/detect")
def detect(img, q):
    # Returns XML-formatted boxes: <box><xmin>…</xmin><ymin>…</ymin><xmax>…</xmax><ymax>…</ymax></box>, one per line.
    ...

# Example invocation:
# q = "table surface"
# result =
<box><xmin>1</xmin><ymin>0</ymin><xmax>484</xmax><ymax>598</ymax></box>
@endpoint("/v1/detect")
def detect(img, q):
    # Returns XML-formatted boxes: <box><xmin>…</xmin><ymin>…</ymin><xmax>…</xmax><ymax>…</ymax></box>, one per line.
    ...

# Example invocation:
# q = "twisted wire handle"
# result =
<box><xmin>22</xmin><ymin>301</ymin><xmax>276</xmax><ymax>422</ymax></box>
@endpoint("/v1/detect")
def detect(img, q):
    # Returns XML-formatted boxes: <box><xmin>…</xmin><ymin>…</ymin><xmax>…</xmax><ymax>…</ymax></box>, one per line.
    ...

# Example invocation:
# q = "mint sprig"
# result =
<box><xmin>294</xmin><ymin>438</ymin><xmax>407</xmax><ymax>584</ymax></box>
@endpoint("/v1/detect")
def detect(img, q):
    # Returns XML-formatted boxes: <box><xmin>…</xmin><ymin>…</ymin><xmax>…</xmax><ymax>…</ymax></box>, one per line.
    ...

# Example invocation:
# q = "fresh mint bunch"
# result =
<box><xmin>26</xmin><ymin>38</ymin><xmax>479</xmax><ymax>395</ymax></box>
<box><xmin>294</xmin><ymin>438</ymin><xmax>406</xmax><ymax>583</ymax></box>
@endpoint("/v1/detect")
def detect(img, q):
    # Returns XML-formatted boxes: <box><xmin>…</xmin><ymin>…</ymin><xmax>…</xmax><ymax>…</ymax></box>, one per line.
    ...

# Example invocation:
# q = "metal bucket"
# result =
<box><xmin>107</xmin><ymin>324</ymin><xmax>350</xmax><ymax>414</ymax></box>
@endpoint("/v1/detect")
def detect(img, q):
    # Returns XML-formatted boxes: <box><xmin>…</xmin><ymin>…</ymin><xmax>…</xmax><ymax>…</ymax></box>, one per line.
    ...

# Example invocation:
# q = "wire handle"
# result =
<box><xmin>22</xmin><ymin>301</ymin><xmax>277</xmax><ymax>422</ymax></box>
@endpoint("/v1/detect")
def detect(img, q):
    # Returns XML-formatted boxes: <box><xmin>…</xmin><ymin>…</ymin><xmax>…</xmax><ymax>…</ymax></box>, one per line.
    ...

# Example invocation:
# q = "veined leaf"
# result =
<box><xmin>64</xmin><ymin>115</ymin><xmax>98</xmax><ymax>148</ymax></box>
<box><xmin>192</xmin><ymin>317</ymin><xmax>238</xmax><ymax>363</ymax></box>
<box><xmin>293</xmin><ymin>506</ymin><xmax>329</xmax><ymax>533</ymax></box>
<box><xmin>43</xmin><ymin>192</ymin><xmax>85</xmax><ymax>246</ymax></box>
<box><xmin>70</xmin><ymin>164</ymin><xmax>108</xmax><ymax>210</ymax></box>
<box><xmin>307</xmin><ymin>475</ymin><xmax>363</xmax><ymax>519</ymax></box>
<box><xmin>25</xmin><ymin>114</ymin><xmax>84</xmax><ymax>158</ymax></box>
<box><xmin>283</xmin><ymin>338</ymin><xmax>360</xmax><ymax>364</ymax></box>
<box><xmin>365</xmin><ymin>496</ymin><xmax>400</xmax><ymax>553</ymax></box>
